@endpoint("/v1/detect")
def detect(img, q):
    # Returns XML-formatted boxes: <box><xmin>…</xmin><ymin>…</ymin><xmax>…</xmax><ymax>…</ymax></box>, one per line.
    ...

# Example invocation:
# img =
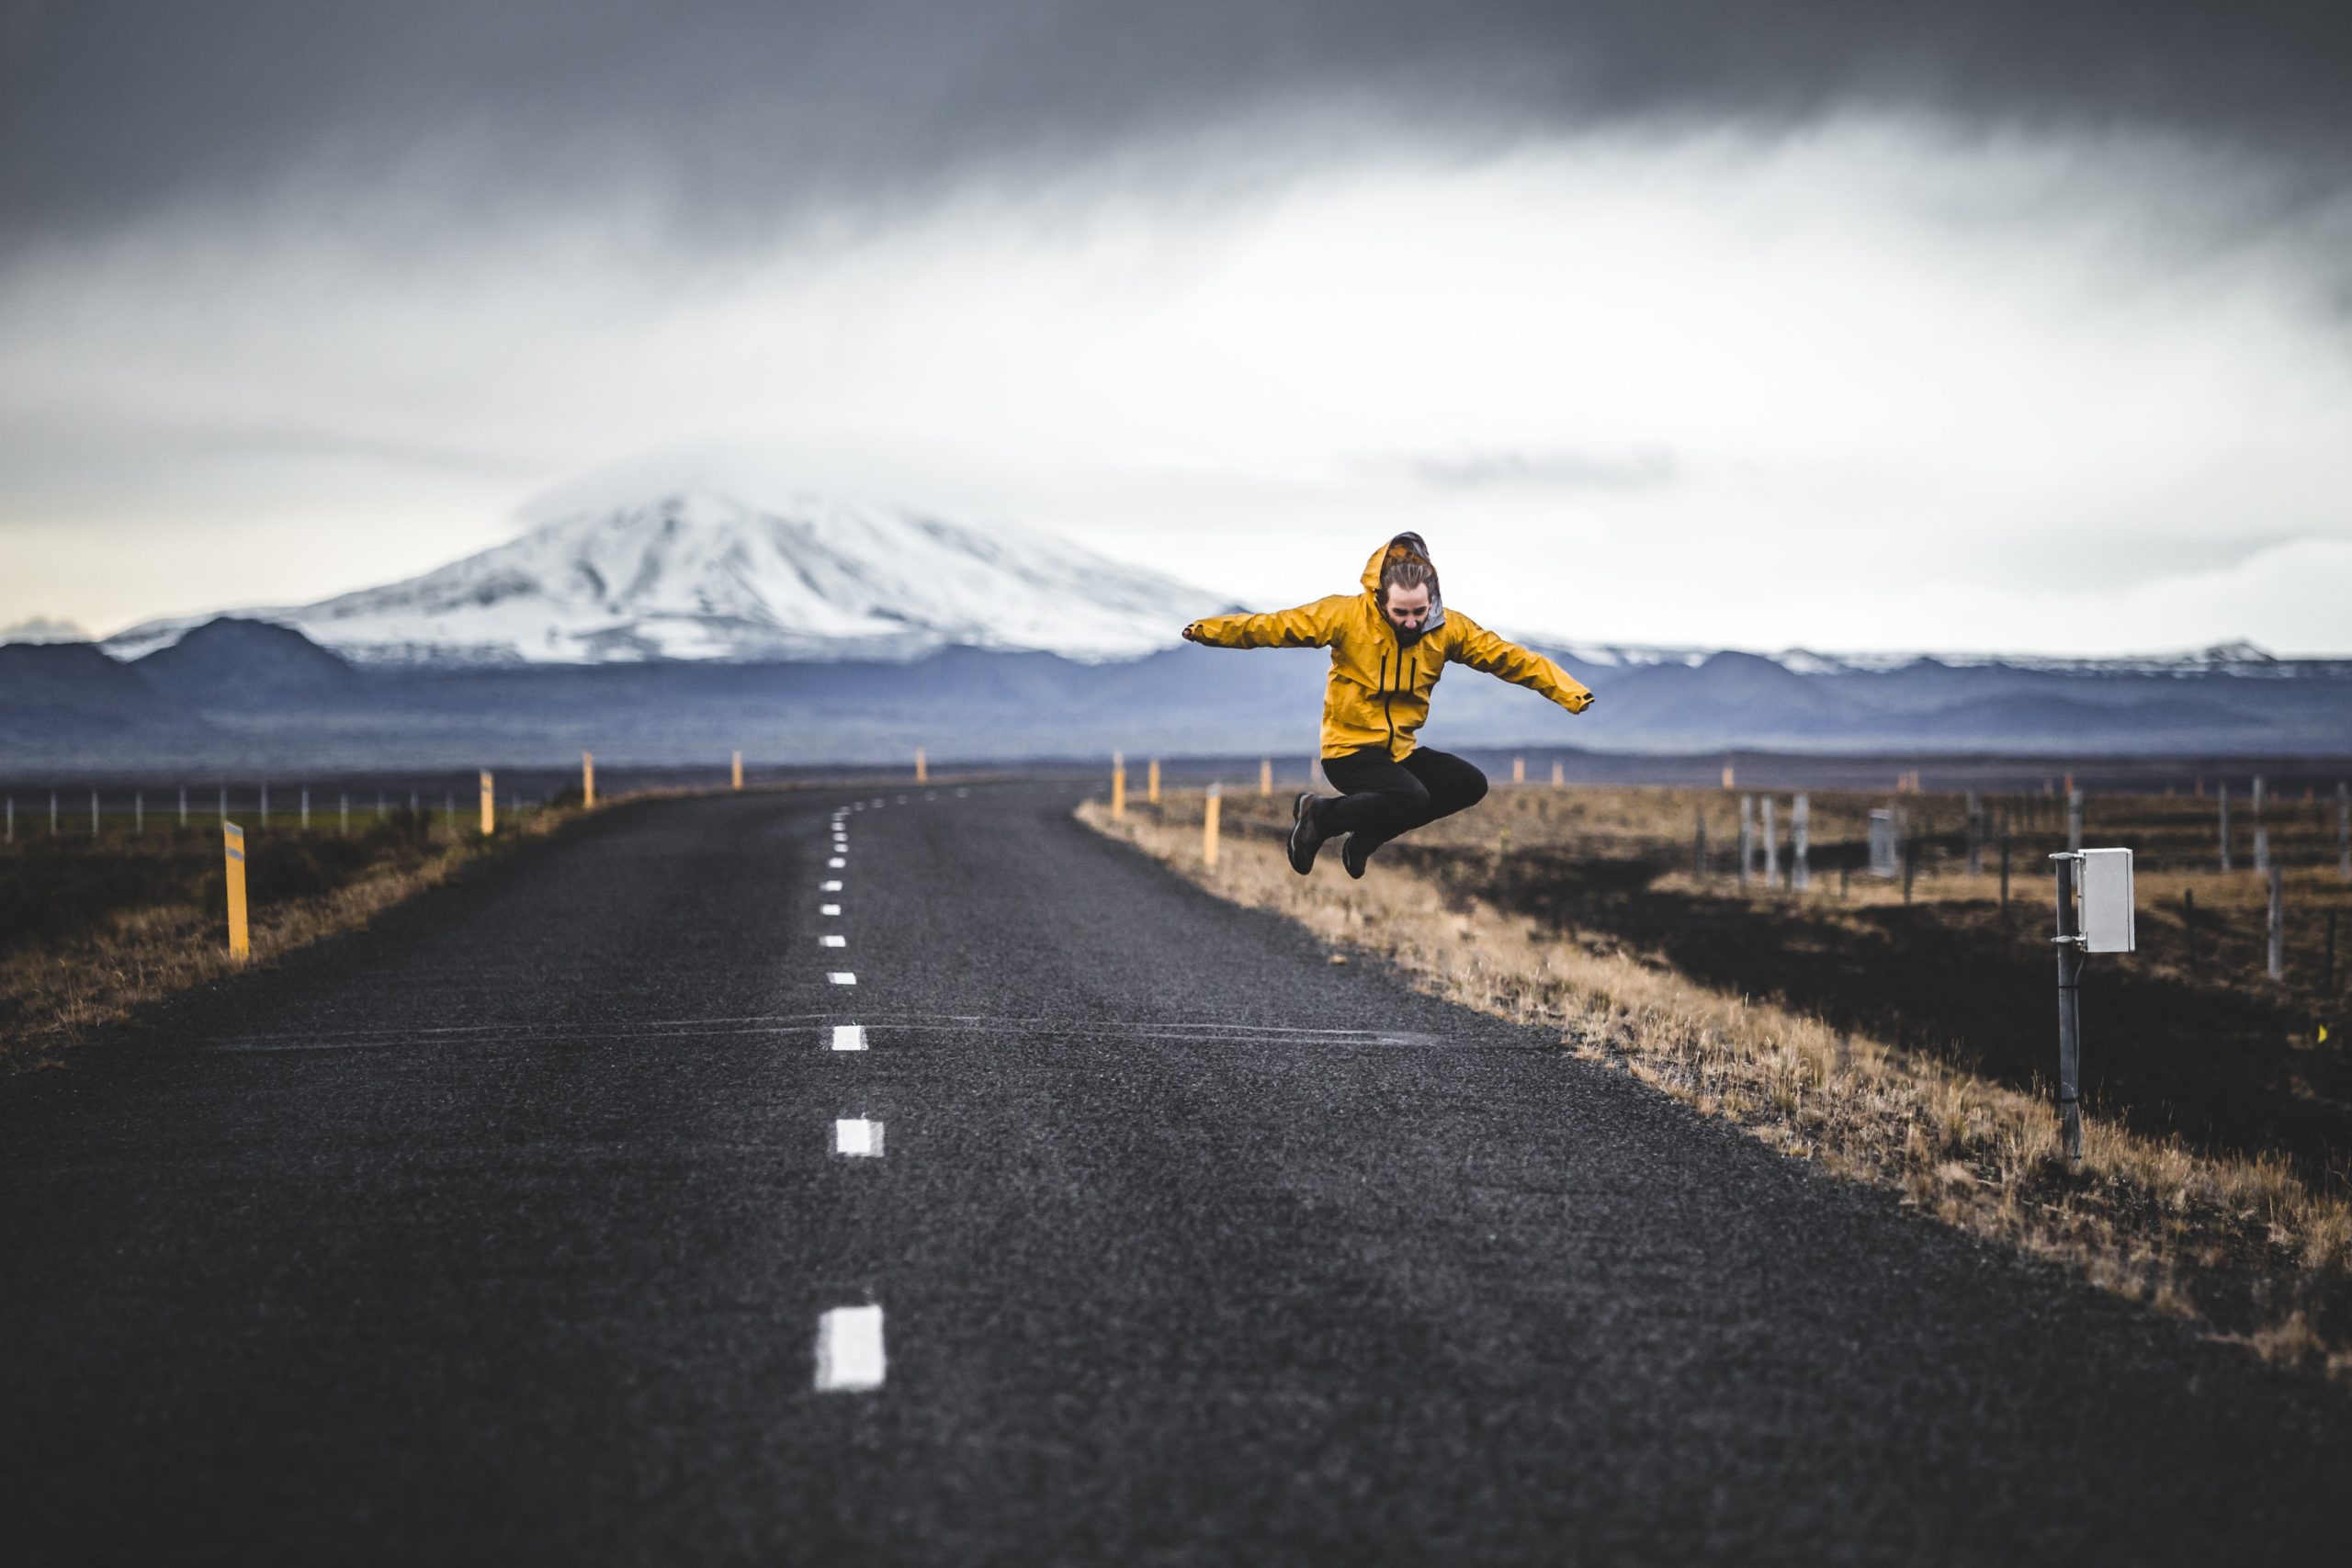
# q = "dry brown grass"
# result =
<box><xmin>1</xmin><ymin>804</ymin><xmax>589</xmax><ymax>1068</ymax></box>
<box><xmin>1082</xmin><ymin>789</ymin><xmax>2352</xmax><ymax>1383</ymax></box>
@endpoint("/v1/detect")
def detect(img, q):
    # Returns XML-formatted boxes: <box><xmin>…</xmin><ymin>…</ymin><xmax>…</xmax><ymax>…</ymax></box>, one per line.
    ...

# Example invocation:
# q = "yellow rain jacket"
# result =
<box><xmin>1188</xmin><ymin>541</ymin><xmax>1595</xmax><ymax>761</ymax></box>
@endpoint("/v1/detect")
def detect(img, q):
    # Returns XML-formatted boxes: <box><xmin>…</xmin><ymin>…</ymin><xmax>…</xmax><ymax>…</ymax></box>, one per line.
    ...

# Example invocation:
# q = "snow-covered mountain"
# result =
<box><xmin>105</xmin><ymin>489</ymin><xmax>1238</xmax><ymax>666</ymax></box>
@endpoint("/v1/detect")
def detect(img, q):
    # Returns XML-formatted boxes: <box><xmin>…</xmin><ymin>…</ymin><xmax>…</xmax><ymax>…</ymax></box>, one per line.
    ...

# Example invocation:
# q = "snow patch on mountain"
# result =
<box><xmin>105</xmin><ymin>489</ymin><xmax>1238</xmax><ymax>666</ymax></box>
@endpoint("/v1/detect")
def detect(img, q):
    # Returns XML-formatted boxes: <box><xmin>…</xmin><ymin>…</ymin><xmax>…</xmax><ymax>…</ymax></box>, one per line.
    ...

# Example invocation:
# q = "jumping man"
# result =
<box><xmin>1182</xmin><ymin>533</ymin><xmax>1597</xmax><ymax>878</ymax></box>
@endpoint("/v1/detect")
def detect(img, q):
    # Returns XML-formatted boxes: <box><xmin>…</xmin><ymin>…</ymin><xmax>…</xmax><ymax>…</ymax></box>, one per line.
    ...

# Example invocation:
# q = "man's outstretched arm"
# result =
<box><xmin>1447</xmin><ymin>614</ymin><xmax>1598</xmax><ymax>714</ymax></box>
<box><xmin>1182</xmin><ymin>595</ymin><xmax>1351</xmax><ymax>649</ymax></box>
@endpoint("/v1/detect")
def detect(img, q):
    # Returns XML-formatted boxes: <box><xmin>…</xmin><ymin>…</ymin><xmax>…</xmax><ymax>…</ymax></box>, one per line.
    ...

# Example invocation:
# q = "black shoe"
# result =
<box><xmin>1287</xmin><ymin>793</ymin><xmax>1327</xmax><ymax>874</ymax></box>
<box><xmin>1340</xmin><ymin>834</ymin><xmax>1372</xmax><ymax>880</ymax></box>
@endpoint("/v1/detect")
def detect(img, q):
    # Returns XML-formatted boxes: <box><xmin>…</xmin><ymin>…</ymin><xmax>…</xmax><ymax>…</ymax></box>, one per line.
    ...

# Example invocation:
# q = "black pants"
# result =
<box><xmin>1316</xmin><ymin>746</ymin><xmax>1488</xmax><ymax>860</ymax></box>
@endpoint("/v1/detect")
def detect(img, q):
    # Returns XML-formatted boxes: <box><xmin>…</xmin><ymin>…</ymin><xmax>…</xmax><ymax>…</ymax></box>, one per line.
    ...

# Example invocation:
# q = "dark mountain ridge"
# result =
<box><xmin>3</xmin><ymin>618</ymin><xmax>2347</xmax><ymax>772</ymax></box>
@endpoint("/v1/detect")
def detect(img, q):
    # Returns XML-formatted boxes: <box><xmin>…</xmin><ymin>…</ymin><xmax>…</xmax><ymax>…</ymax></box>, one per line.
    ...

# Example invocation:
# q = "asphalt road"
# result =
<box><xmin>4</xmin><ymin>783</ymin><xmax>2348</xmax><ymax>1564</ymax></box>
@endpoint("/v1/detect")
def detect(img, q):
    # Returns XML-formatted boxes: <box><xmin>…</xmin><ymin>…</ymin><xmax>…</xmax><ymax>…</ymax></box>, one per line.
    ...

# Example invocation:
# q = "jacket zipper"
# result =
<box><xmin>1380</xmin><ymin>649</ymin><xmax>1397</xmax><ymax>752</ymax></box>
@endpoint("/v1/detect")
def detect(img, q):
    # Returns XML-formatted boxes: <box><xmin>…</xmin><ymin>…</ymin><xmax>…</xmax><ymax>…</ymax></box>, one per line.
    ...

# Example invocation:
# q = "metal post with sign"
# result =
<box><xmin>2050</xmin><ymin>847</ymin><xmax>2134</xmax><ymax>1169</ymax></box>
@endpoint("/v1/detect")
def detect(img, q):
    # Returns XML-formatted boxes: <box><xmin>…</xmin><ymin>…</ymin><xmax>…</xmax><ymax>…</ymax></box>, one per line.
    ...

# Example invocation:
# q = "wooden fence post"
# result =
<box><xmin>223</xmin><ymin>823</ymin><xmax>249</xmax><ymax>962</ymax></box>
<box><xmin>1737</xmin><ymin>795</ymin><xmax>1754</xmax><ymax>887</ymax></box>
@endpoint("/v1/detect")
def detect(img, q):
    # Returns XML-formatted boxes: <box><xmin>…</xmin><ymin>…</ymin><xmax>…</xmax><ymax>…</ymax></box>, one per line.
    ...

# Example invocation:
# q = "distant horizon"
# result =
<box><xmin>3</xmin><ymin>468</ymin><xmax>2346</xmax><ymax>663</ymax></box>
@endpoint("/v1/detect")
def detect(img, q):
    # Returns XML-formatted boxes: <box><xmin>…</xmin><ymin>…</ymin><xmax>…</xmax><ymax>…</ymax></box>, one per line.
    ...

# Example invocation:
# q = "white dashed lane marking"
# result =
<box><xmin>815</xmin><ymin>1305</ymin><xmax>886</xmax><ymax>1392</ymax></box>
<box><xmin>818</xmin><ymin>807</ymin><xmax>883</xmax><ymax>1393</ymax></box>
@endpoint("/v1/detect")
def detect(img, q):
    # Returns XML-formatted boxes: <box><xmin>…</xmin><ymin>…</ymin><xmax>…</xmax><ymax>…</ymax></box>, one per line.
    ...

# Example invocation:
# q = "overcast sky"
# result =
<box><xmin>5</xmin><ymin>0</ymin><xmax>2349</xmax><ymax>654</ymax></box>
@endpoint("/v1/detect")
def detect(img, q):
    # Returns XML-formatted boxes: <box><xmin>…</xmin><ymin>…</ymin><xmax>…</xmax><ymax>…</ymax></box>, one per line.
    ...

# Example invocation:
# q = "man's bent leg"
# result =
<box><xmin>1317</xmin><ymin>749</ymin><xmax>1431</xmax><ymax>857</ymax></box>
<box><xmin>1335</xmin><ymin>748</ymin><xmax>1488</xmax><ymax>864</ymax></box>
<box><xmin>1400</xmin><ymin>748</ymin><xmax>1489</xmax><ymax>831</ymax></box>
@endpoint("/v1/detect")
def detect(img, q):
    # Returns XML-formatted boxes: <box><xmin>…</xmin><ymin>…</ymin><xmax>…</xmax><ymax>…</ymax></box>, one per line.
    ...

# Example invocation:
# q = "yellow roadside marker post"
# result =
<box><xmin>222</xmin><ymin>823</ymin><xmax>249</xmax><ymax>961</ymax></box>
<box><xmin>582</xmin><ymin>750</ymin><xmax>595</xmax><ymax>808</ymax></box>
<box><xmin>1112</xmin><ymin>751</ymin><xmax>1126</xmax><ymax>818</ymax></box>
<box><xmin>1260</xmin><ymin>759</ymin><xmax>1272</xmax><ymax>796</ymax></box>
<box><xmin>1552</xmin><ymin>760</ymin><xmax>1565</xmax><ymax>788</ymax></box>
<box><xmin>1148</xmin><ymin>759</ymin><xmax>1161</xmax><ymax>805</ymax></box>
<box><xmin>1722</xmin><ymin>763</ymin><xmax>1736</xmax><ymax>790</ymax></box>
<box><xmin>732</xmin><ymin>750</ymin><xmax>743</xmax><ymax>791</ymax></box>
<box><xmin>1204</xmin><ymin>783</ymin><xmax>1222</xmax><ymax>867</ymax></box>
<box><xmin>480</xmin><ymin>771</ymin><xmax>495</xmax><ymax>836</ymax></box>
<box><xmin>1513</xmin><ymin>756</ymin><xmax>1525</xmax><ymax>784</ymax></box>
<box><xmin>915</xmin><ymin>748</ymin><xmax>928</xmax><ymax>784</ymax></box>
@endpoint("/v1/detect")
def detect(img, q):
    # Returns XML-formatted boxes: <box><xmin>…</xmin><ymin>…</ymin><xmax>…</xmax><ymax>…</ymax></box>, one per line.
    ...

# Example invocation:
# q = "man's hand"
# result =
<box><xmin>1182</xmin><ymin>623</ymin><xmax>1204</xmax><ymax>643</ymax></box>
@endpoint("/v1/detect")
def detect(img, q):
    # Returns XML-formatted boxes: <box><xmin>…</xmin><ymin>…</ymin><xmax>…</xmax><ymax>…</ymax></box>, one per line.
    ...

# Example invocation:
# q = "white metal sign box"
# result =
<box><xmin>2078</xmin><ymin>847</ymin><xmax>2135</xmax><ymax>953</ymax></box>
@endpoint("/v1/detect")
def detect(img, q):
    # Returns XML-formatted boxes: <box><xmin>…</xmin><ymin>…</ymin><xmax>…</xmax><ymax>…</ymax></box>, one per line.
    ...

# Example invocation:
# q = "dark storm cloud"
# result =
<box><xmin>3</xmin><ymin>0</ymin><xmax>2347</xmax><ymax>254</ymax></box>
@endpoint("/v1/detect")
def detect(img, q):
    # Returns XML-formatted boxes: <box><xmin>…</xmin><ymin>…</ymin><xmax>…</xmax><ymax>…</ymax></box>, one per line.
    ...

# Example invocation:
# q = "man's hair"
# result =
<box><xmin>1378</xmin><ymin>538</ymin><xmax>1440</xmax><ymax>609</ymax></box>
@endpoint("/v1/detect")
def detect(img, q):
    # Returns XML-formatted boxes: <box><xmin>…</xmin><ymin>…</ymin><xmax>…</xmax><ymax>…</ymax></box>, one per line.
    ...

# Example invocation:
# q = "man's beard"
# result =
<box><xmin>1393</xmin><ymin>622</ymin><xmax>1428</xmax><ymax>646</ymax></box>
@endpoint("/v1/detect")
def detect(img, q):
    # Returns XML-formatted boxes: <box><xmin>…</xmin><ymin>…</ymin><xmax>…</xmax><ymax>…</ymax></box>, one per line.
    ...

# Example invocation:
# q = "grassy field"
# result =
<box><xmin>0</xmin><ymin>798</ymin><xmax>577</xmax><ymax>1066</ymax></box>
<box><xmin>1402</xmin><ymin>783</ymin><xmax>2352</xmax><ymax>1188</ymax></box>
<box><xmin>1085</xmin><ymin>779</ymin><xmax>2352</xmax><ymax>1382</ymax></box>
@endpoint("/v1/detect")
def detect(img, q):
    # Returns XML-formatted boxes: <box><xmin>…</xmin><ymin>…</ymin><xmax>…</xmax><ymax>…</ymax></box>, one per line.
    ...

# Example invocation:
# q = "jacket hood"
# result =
<box><xmin>1360</xmin><ymin>532</ymin><xmax>1445</xmax><ymax>635</ymax></box>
